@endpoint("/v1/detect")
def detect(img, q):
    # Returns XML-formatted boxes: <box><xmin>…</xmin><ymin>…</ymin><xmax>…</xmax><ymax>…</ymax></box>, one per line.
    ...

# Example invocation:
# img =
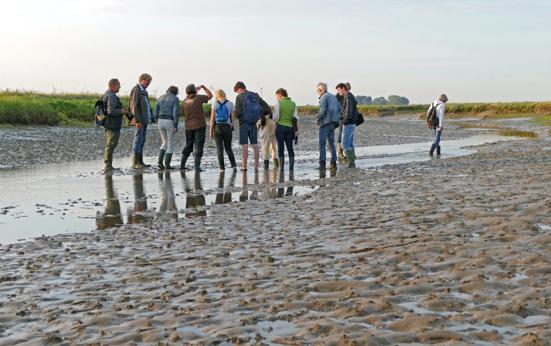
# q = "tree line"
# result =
<box><xmin>356</xmin><ymin>95</ymin><xmax>410</xmax><ymax>106</ymax></box>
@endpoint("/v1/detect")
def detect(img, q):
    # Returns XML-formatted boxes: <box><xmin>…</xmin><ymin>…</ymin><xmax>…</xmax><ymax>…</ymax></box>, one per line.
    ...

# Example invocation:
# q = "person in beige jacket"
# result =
<box><xmin>256</xmin><ymin>115</ymin><xmax>278</xmax><ymax>170</ymax></box>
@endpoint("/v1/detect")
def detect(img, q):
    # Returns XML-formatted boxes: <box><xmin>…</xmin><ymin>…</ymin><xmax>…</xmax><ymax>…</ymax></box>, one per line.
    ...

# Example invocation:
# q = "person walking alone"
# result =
<box><xmin>129</xmin><ymin>73</ymin><xmax>154</xmax><ymax>169</ymax></box>
<box><xmin>315</xmin><ymin>82</ymin><xmax>341</xmax><ymax>170</ymax></box>
<box><xmin>180</xmin><ymin>84</ymin><xmax>213</xmax><ymax>172</ymax></box>
<box><xmin>273</xmin><ymin>88</ymin><xmax>298</xmax><ymax>172</ymax></box>
<box><xmin>429</xmin><ymin>94</ymin><xmax>448</xmax><ymax>156</ymax></box>
<box><xmin>102</xmin><ymin>78</ymin><xmax>128</xmax><ymax>172</ymax></box>
<box><xmin>209</xmin><ymin>89</ymin><xmax>237</xmax><ymax>171</ymax></box>
<box><xmin>336</xmin><ymin>83</ymin><xmax>358</xmax><ymax>168</ymax></box>
<box><xmin>153</xmin><ymin>86</ymin><xmax>180</xmax><ymax>170</ymax></box>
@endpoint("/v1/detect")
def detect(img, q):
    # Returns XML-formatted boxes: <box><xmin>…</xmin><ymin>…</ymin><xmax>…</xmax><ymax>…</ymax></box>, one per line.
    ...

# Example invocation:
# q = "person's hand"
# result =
<box><xmin>121</xmin><ymin>108</ymin><xmax>128</xmax><ymax>115</ymax></box>
<box><xmin>135</xmin><ymin>122</ymin><xmax>142</xmax><ymax>129</ymax></box>
<box><xmin>197</xmin><ymin>85</ymin><xmax>203</xmax><ymax>90</ymax></box>
<box><xmin>210</xmin><ymin>131</ymin><xmax>215</xmax><ymax>139</ymax></box>
<box><xmin>438</xmin><ymin>126</ymin><xmax>443</xmax><ymax>132</ymax></box>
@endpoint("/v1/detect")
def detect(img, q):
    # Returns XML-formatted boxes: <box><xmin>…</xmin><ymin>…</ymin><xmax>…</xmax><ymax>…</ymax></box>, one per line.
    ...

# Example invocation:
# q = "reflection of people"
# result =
<box><xmin>250</xmin><ymin>171</ymin><xmax>259</xmax><ymax>200</ymax></box>
<box><xmin>127</xmin><ymin>174</ymin><xmax>151</xmax><ymax>224</ymax></box>
<box><xmin>240</xmin><ymin>171</ymin><xmax>249</xmax><ymax>202</ymax></box>
<box><xmin>157</xmin><ymin>172</ymin><xmax>178</xmax><ymax>222</ymax></box>
<box><xmin>183</xmin><ymin>172</ymin><xmax>207</xmax><ymax>217</ymax></box>
<box><xmin>215</xmin><ymin>171</ymin><xmax>234</xmax><ymax>205</ymax></box>
<box><xmin>261</xmin><ymin>170</ymin><xmax>277</xmax><ymax>200</ymax></box>
<box><xmin>96</xmin><ymin>175</ymin><xmax>123</xmax><ymax>230</ymax></box>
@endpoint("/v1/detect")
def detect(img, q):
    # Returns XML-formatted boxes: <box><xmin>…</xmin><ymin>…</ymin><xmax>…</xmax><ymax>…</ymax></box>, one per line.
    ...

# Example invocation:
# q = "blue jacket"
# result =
<box><xmin>317</xmin><ymin>92</ymin><xmax>341</xmax><ymax>127</ymax></box>
<box><xmin>153</xmin><ymin>92</ymin><xmax>180</xmax><ymax>127</ymax></box>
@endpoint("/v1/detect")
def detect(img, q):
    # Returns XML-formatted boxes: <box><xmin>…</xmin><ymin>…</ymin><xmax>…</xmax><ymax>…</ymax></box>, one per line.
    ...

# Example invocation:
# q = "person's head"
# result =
<box><xmin>275</xmin><ymin>88</ymin><xmax>288</xmax><ymax>101</ymax></box>
<box><xmin>336</xmin><ymin>83</ymin><xmax>348</xmax><ymax>96</ymax></box>
<box><xmin>167</xmin><ymin>86</ymin><xmax>179</xmax><ymax>95</ymax></box>
<box><xmin>108</xmin><ymin>78</ymin><xmax>120</xmax><ymax>93</ymax></box>
<box><xmin>316</xmin><ymin>82</ymin><xmax>327</xmax><ymax>96</ymax></box>
<box><xmin>233</xmin><ymin>81</ymin><xmax>247</xmax><ymax>94</ymax></box>
<box><xmin>215</xmin><ymin>89</ymin><xmax>226</xmax><ymax>102</ymax></box>
<box><xmin>185</xmin><ymin>84</ymin><xmax>197</xmax><ymax>96</ymax></box>
<box><xmin>139</xmin><ymin>73</ymin><xmax>152</xmax><ymax>88</ymax></box>
<box><xmin>439</xmin><ymin>94</ymin><xmax>449</xmax><ymax>103</ymax></box>
<box><xmin>345</xmin><ymin>82</ymin><xmax>351</xmax><ymax>91</ymax></box>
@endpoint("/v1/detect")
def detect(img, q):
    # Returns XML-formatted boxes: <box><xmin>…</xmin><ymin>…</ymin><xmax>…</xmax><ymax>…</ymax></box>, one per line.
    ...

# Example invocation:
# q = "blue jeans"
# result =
<box><xmin>342</xmin><ymin>124</ymin><xmax>356</xmax><ymax>151</ymax></box>
<box><xmin>133</xmin><ymin>123</ymin><xmax>148</xmax><ymax>154</ymax></box>
<box><xmin>430</xmin><ymin>129</ymin><xmax>442</xmax><ymax>154</ymax></box>
<box><xmin>275</xmin><ymin>124</ymin><xmax>294</xmax><ymax>159</ymax></box>
<box><xmin>319</xmin><ymin>123</ymin><xmax>336</xmax><ymax>163</ymax></box>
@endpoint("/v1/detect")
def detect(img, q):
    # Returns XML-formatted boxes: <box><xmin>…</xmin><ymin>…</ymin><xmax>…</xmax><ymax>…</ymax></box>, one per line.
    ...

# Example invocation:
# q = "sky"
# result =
<box><xmin>1</xmin><ymin>0</ymin><xmax>550</xmax><ymax>105</ymax></box>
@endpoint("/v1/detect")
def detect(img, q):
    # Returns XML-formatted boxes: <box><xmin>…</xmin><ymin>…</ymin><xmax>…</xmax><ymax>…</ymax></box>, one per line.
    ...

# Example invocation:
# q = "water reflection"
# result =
<box><xmin>157</xmin><ymin>172</ymin><xmax>178</xmax><ymax>222</ymax></box>
<box><xmin>215</xmin><ymin>171</ymin><xmax>236</xmax><ymax>205</ymax></box>
<box><xmin>128</xmin><ymin>174</ymin><xmax>152</xmax><ymax>224</ymax></box>
<box><xmin>277</xmin><ymin>171</ymin><xmax>295</xmax><ymax>197</ymax></box>
<box><xmin>96</xmin><ymin>175</ymin><xmax>123</xmax><ymax>230</ymax></box>
<box><xmin>182</xmin><ymin>172</ymin><xmax>207</xmax><ymax>218</ymax></box>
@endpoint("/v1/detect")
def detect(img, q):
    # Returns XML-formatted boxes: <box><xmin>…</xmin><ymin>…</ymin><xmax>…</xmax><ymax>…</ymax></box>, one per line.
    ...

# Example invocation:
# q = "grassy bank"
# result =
<box><xmin>1</xmin><ymin>91</ymin><xmax>551</xmax><ymax>126</ymax></box>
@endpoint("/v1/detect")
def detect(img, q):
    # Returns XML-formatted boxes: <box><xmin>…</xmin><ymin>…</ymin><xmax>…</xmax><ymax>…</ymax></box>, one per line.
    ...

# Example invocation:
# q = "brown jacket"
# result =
<box><xmin>129</xmin><ymin>84</ymin><xmax>152</xmax><ymax>124</ymax></box>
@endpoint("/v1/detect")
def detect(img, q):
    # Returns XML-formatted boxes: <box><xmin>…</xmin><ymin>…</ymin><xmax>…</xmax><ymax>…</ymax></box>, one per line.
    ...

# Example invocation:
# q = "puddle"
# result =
<box><xmin>0</xmin><ymin>133</ymin><xmax>521</xmax><ymax>244</ymax></box>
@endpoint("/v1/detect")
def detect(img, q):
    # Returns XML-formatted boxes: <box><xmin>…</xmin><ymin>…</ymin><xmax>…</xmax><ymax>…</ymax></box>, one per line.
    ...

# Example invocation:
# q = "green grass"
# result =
<box><xmin>1</xmin><ymin>91</ymin><xmax>551</xmax><ymax>126</ymax></box>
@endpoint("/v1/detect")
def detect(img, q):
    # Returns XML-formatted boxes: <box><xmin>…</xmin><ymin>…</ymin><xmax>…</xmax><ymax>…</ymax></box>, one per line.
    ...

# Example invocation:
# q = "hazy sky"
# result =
<box><xmin>1</xmin><ymin>0</ymin><xmax>550</xmax><ymax>104</ymax></box>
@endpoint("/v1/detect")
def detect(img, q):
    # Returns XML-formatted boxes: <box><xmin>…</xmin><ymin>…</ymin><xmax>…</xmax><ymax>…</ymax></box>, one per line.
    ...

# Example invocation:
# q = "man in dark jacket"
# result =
<box><xmin>336</xmin><ymin>83</ymin><xmax>358</xmax><ymax>168</ymax></box>
<box><xmin>102</xmin><ymin>78</ymin><xmax>128</xmax><ymax>172</ymax></box>
<box><xmin>129</xmin><ymin>73</ymin><xmax>153</xmax><ymax>169</ymax></box>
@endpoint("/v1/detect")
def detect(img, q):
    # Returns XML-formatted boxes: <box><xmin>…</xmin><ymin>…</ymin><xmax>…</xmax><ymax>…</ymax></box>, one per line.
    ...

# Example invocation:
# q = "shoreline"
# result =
<box><xmin>1</xmin><ymin>118</ymin><xmax>550</xmax><ymax>344</ymax></box>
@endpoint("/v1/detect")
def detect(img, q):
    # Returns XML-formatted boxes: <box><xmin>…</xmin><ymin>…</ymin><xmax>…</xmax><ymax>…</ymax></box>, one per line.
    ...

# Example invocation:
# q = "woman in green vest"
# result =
<box><xmin>273</xmin><ymin>88</ymin><xmax>298</xmax><ymax>171</ymax></box>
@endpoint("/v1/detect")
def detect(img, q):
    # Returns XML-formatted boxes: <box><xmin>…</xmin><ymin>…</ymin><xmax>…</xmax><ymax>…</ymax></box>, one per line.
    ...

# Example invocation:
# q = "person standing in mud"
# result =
<box><xmin>429</xmin><ymin>94</ymin><xmax>448</xmax><ymax>157</ymax></box>
<box><xmin>335</xmin><ymin>82</ymin><xmax>352</xmax><ymax>161</ymax></box>
<box><xmin>102</xmin><ymin>78</ymin><xmax>128</xmax><ymax>172</ymax></box>
<box><xmin>273</xmin><ymin>88</ymin><xmax>298</xmax><ymax>172</ymax></box>
<box><xmin>154</xmin><ymin>86</ymin><xmax>180</xmax><ymax>170</ymax></box>
<box><xmin>209</xmin><ymin>89</ymin><xmax>237</xmax><ymax>172</ymax></box>
<box><xmin>234</xmin><ymin>81</ymin><xmax>272</xmax><ymax>172</ymax></box>
<box><xmin>180</xmin><ymin>84</ymin><xmax>213</xmax><ymax>172</ymax></box>
<box><xmin>316</xmin><ymin>82</ymin><xmax>341</xmax><ymax>170</ymax></box>
<box><xmin>129</xmin><ymin>73</ymin><xmax>154</xmax><ymax>169</ymax></box>
<box><xmin>336</xmin><ymin>83</ymin><xmax>358</xmax><ymax>168</ymax></box>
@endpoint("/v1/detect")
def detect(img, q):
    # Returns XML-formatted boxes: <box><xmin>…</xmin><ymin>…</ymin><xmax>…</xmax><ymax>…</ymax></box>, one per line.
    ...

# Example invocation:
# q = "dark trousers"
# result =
<box><xmin>181</xmin><ymin>127</ymin><xmax>206</xmax><ymax>169</ymax></box>
<box><xmin>103</xmin><ymin>129</ymin><xmax>120</xmax><ymax>167</ymax></box>
<box><xmin>214</xmin><ymin>124</ymin><xmax>236</xmax><ymax>169</ymax></box>
<box><xmin>275</xmin><ymin>124</ymin><xmax>295</xmax><ymax>159</ymax></box>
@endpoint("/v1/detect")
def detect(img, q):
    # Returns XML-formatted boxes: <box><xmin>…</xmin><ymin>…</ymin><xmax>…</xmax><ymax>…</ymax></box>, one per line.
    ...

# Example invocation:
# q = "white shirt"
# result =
<box><xmin>433</xmin><ymin>100</ymin><xmax>445</xmax><ymax>131</ymax></box>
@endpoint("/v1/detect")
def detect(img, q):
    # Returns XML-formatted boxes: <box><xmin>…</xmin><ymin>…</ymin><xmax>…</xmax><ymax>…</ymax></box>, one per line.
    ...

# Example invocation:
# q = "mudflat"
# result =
<box><xmin>0</xmin><ymin>118</ymin><xmax>550</xmax><ymax>344</ymax></box>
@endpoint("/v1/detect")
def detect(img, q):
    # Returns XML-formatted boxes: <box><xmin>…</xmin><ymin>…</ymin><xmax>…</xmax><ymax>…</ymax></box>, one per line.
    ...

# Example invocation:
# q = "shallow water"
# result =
<box><xmin>0</xmin><ymin>133</ymin><xmax>519</xmax><ymax>244</ymax></box>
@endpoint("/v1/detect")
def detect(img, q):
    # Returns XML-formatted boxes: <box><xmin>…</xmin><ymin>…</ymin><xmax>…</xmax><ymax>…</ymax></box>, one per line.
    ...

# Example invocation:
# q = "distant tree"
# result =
<box><xmin>388</xmin><ymin>95</ymin><xmax>410</xmax><ymax>105</ymax></box>
<box><xmin>373</xmin><ymin>97</ymin><xmax>388</xmax><ymax>105</ymax></box>
<box><xmin>356</xmin><ymin>95</ymin><xmax>372</xmax><ymax>105</ymax></box>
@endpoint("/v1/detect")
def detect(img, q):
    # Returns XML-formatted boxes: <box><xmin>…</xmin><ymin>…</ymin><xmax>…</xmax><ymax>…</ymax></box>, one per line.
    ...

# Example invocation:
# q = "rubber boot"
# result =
<box><xmin>139</xmin><ymin>153</ymin><xmax>151</xmax><ymax>168</ymax></box>
<box><xmin>132</xmin><ymin>154</ymin><xmax>144</xmax><ymax>169</ymax></box>
<box><xmin>329</xmin><ymin>161</ymin><xmax>337</xmax><ymax>171</ymax></box>
<box><xmin>289</xmin><ymin>156</ymin><xmax>295</xmax><ymax>172</ymax></box>
<box><xmin>264</xmin><ymin>160</ymin><xmax>269</xmax><ymax>170</ymax></box>
<box><xmin>319</xmin><ymin>161</ymin><xmax>326</xmax><ymax>170</ymax></box>
<box><xmin>337</xmin><ymin>143</ymin><xmax>345</xmax><ymax>161</ymax></box>
<box><xmin>429</xmin><ymin>144</ymin><xmax>436</xmax><ymax>157</ymax></box>
<box><xmin>436</xmin><ymin>145</ymin><xmax>441</xmax><ymax>156</ymax></box>
<box><xmin>164</xmin><ymin>153</ymin><xmax>173</xmax><ymax>170</ymax></box>
<box><xmin>274</xmin><ymin>158</ymin><xmax>279</xmax><ymax>168</ymax></box>
<box><xmin>157</xmin><ymin>149</ymin><xmax>166</xmax><ymax>170</ymax></box>
<box><xmin>345</xmin><ymin>150</ymin><xmax>356</xmax><ymax>168</ymax></box>
<box><xmin>278</xmin><ymin>156</ymin><xmax>285</xmax><ymax>172</ymax></box>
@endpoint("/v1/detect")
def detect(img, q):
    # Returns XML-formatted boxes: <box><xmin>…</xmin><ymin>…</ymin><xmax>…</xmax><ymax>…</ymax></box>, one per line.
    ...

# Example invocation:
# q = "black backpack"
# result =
<box><xmin>426</xmin><ymin>102</ymin><xmax>439</xmax><ymax>129</ymax></box>
<box><xmin>94</xmin><ymin>98</ymin><xmax>107</xmax><ymax>127</ymax></box>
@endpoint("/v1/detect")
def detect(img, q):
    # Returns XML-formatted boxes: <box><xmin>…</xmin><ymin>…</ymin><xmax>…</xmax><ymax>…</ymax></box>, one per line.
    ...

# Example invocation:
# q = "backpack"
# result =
<box><xmin>242</xmin><ymin>92</ymin><xmax>261</xmax><ymax>124</ymax></box>
<box><xmin>94</xmin><ymin>98</ymin><xmax>107</xmax><ymax>127</ymax></box>
<box><xmin>215</xmin><ymin>100</ymin><xmax>230</xmax><ymax>123</ymax></box>
<box><xmin>426</xmin><ymin>102</ymin><xmax>439</xmax><ymax>129</ymax></box>
<box><xmin>356</xmin><ymin>112</ymin><xmax>365</xmax><ymax>126</ymax></box>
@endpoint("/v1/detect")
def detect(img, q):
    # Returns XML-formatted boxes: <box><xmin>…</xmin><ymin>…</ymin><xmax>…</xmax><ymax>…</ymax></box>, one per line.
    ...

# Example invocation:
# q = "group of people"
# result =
<box><xmin>100</xmin><ymin>73</ymin><xmax>447</xmax><ymax>174</ymax></box>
